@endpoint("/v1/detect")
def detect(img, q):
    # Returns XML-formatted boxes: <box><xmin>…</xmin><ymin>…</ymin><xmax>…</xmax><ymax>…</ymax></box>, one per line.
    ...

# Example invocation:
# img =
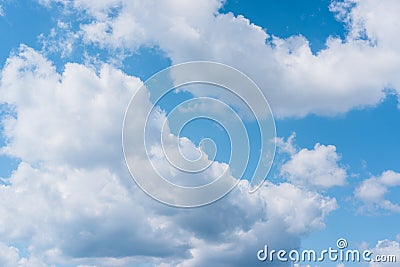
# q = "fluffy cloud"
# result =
<box><xmin>355</xmin><ymin>170</ymin><xmax>400</xmax><ymax>213</ymax></box>
<box><xmin>38</xmin><ymin>0</ymin><xmax>400</xmax><ymax>117</ymax></box>
<box><xmin>0</xmin><ymin>242</ymin><xmax>49</xmax><ymax>267</ymax></box>
<box><xmin>3</xmin><ymin>0</ymin><xmax>399</xmax><ymax>266</ymax></box>
<box><xmin>278</xmin><ymin>134</ymin><xmax>347</xmax><ymax>189</ymax></box>
<box><xmin>369</xmin><ymin>238</ymin><xmax>400</xmax><ymax>267</ymax></box>
<box><xmin>161</xmin><ymin>181</ymin><xmax>337</xmax><ymax>267</ymax></box>
<box><xmin>0</xmin><ymin>243</ymin><xmax>20</xmax><ymax>267</ymax></box>
<box><xmin>0</xmin><ymin>46</ymin><xmax>338</xmax><ymax>266</ymax></box>
<box><xmin>0</xmin><ymin>45</ymin><xmax>192</xmax><ymax>263</ymax></box>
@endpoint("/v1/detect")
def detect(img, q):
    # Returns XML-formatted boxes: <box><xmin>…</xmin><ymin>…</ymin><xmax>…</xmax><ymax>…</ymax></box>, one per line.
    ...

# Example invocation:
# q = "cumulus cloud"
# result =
<box><xmin>37</xmin><ymin>0</ymin><xmax>400</xmax><ymax>117</ymax></box>
<box><xmin>278</xmin><ymin>134</ymin><xmax>347</xmax><ymax>189</ymax></box>
<box><xmin>369</xmin><ymin>238</ymin><xmax>400</xmax><ymax>267</ymax></box>
<box><xmin>161</xmin><ymin>181</ymin><xmax>337</xmax><ymax>267</ymax></box>
<box><xmin>4</xmin><ymin>0</ymin><xmax>394</xmax><ymax>265</ymax></box>
<box><xmin>355</xmin><ymin>170</ymin><xmax>400</xmax><ymax>213</ymax></box>
<box><xmin>3</xmin><ymin>0</ymin><xmax>399</xmax><ymax>265</ymax></box>
<box><xmin>0</xmin><ymin>46</ymin><xmax>338</xmax><ymax>266</ymax></box>
<box><xmin>0</xmin><ymin>242</ymin><xmax>49</xmax><ymax>267</ymax></box>
<box><xmin>0</xmin><ymin>243</ymin><xmax>20</xmax><ymax>267</ymax></box>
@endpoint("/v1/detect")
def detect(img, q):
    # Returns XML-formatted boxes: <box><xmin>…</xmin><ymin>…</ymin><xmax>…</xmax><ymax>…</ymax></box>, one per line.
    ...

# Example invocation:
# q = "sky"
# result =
<box><xmin>0</xmin><ymin>0</ymin><xmax>399</xmax><ymax>266</ymax></box>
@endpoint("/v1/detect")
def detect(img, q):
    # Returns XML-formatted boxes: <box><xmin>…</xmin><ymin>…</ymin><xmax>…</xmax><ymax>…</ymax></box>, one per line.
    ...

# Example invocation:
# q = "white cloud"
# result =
<box><xmin>0</xmin><ymin>242</ymin><xmax>49</xmax><ymax>267</ymax></box>
<box><xmin>278</xmin><ymin>135</ymin><xmax>347</xmax><ymax>189</ymax></box>
<box><xmin>369</xmin><ymin>239</ymin><xmax>400</xmax><ymax>267</ymax></box>
<box><xmin>0</xmin><ymin>45</ymin><xmax>139</xmax><ymax>169</ymax></box>
<box><xmin>0</xmin><ymin>5</ymin><xmax>4</xmax><ymax>17</ymax></box>
<box><xmin>379</xmin><ymin>170</ymin><xmax>400</xmax><ymax>187</ymax></box>
<box><xmin>0</xmin><ymin>46</ymin><xmax>337</xmax><ymax>266</ymax></box>
<box><xmin>38</xmin><ymin>0</ymin><xmax>400</xmax><ymax>117</ymax></box>
<box><xmin>355</xmin><ymin>170</ymin><xmax>400</xmax><ymax>213</ymax></box>
<box><xmin>39</xmin><ymin>20</ymin><xmax>79</xmax><ymax>58</ymax></box>
<box><xmin>275</xmin><ymin>133</ymin><xmax>297</xmax><ymax>155</ymax></box>
<box><xmin>0</xmin><ymin>243</ymin><xmax>20</xmax><ymax>267</ymax></box>
<box><xmin>154</xmin><ymin>181</ymin><xmax>337</xmax><ymax>267</ymax></box>
<box><xmin>9</xmin><ymin>0</ymin><xmax>397</xmax><ymax>265</ymax></box>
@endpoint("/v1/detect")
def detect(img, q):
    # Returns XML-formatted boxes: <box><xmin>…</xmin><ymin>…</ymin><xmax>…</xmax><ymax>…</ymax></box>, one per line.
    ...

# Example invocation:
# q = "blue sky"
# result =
<box><xmin>0</xmin><ymin>0</ymin><xmax>399</xmax><ymax>267</ymax></box>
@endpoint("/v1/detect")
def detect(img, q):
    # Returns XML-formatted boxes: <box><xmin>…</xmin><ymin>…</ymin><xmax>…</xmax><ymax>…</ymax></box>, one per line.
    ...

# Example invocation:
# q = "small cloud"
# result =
<box><xmin>278</xmin><ymin>134</ymin><xmax>347</xmax><ymax>189</ymax></box>
<box><xmin>369</xmin><ymin>239</ymin><xmax>400</xmax><ymax>267</ymax></box>
<box><xmin>0</xmin><ymin>5</ymin><xmax>5</xmax><ymax>17</ymax></box>
<box><xmin>276</xmin><ymin>132</ymin><xmax>297</xmax><ymax>155</ymax></box>
<box><xmin>355</xmin><ymin>170</ymin><xmax>400</xmax><ymax>213</ymax></box>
